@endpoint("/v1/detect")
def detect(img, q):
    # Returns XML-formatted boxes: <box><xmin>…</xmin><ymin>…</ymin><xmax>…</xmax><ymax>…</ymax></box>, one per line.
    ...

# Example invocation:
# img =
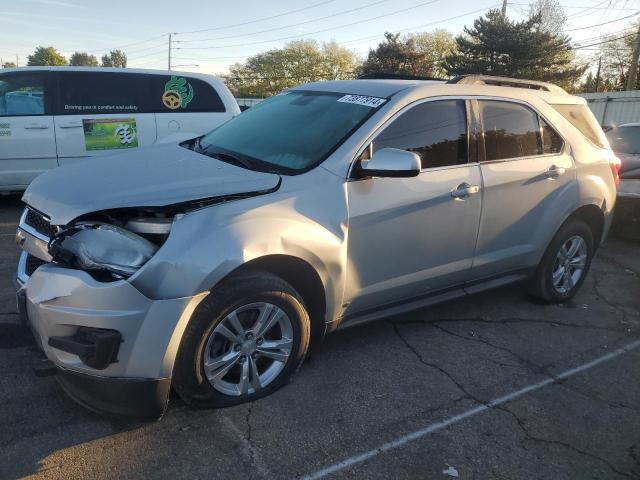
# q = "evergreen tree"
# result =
<box><xmin>445</xmin><ymin>9</ymin><xmax>585</xmax><ymax>88</ymax></box>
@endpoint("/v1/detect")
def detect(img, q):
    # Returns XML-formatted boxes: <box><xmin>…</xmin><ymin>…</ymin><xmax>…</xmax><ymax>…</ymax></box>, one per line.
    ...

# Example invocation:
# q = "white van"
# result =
<box><xmin>0</xmin><ymin>67</ymin><xmax>240</xmax><ymax>191</ymax></box>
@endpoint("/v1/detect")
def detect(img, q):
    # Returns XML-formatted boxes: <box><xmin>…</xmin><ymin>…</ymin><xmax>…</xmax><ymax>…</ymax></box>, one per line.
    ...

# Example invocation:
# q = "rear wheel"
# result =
<box><xmin>173</xmin><ymin>272</ymin><xmax>310</xmax><ymax>408</ymax></box>
<box><xmin>530</xmin><ymin>218</ymin><xmax>594</xmax><ymax>303</ymax></box>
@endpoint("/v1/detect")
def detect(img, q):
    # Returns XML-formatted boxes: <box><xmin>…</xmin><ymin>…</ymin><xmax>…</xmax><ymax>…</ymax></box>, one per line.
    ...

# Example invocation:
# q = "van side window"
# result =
<box><xmin>540</xmin><ymin>118</ymin><xmax>564</xmax><ymax>154</ymax></box>
<box><xmin>372</xmin><ymin>100</ymin><xmax>468</xmax><ymax>169</ymax></box>
<box><xmin>55</xmin><ymin>72</ymin><xmax>144</xmax><ymax>115</ymax></box>
<box><xmin>0</xmin><ymin>73</ymin><xmax>47</xmax><ymax>116</ymax></box>
<box><xmin>480</xmin><ymin>100</ymin><xmax>542</xmax><ymax>161</ymax></box>
<box><xmin>150</xmin><ymin>75</ymin><xmax>225</xmax><ymax>113</ymax></box>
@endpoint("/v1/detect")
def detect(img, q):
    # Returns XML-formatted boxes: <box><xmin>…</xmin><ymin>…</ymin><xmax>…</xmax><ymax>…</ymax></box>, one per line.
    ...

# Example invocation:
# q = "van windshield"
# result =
<box><xmin>198</xmin><ymin>91</ymin><xmax>383</xmax><ymax>173</ymax></box>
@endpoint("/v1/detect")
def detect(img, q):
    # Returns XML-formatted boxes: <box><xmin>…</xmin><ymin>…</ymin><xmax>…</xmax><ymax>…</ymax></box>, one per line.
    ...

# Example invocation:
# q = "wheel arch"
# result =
<box><xmin>222</xmin><ymin>254</ymin><xmax>328</xmax><ymax>350</ymax></box>
<box><xmin>566</xmin><ymin>203</ymin><xmax>605</xmax><ymax>248</ymax></box>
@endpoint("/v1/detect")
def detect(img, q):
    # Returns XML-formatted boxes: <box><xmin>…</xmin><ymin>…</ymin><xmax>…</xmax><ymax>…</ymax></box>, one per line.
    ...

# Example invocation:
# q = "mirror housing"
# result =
<box><xmin>357</xmin><ymin>148</ymin><xmax>421</xmax><ymax>178</ymax></box>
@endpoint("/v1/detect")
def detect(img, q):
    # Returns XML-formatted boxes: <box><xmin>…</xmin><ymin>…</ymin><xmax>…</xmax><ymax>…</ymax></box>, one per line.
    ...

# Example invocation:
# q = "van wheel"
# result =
<box><xmin>173</xmin><ymin>272</ymin><xmax>310</xmax><ymax>408</ymax></box>
<box><xmin>530</xmin><ymin>218</ymin><xmax>594</xmax><ymax>303</ymax></box>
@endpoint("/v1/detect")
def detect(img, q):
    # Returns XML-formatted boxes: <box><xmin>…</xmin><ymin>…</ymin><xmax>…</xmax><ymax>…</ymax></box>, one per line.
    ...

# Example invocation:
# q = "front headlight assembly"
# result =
<box><xmin>50</xmin><ymin>223</ymin><xmax>159</xmax><ymax>277</ymax></box>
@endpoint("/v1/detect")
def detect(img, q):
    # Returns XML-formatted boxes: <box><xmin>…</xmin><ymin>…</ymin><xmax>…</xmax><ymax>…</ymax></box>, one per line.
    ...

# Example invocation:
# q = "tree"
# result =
<box><xmin>406</xmin><ymin>29</ymin><xmax>458</xmax><ymax>78</ymax></box>
<box><xmin>226</xmin><ymin>40</ymin><xmax>360</xmax><ymax>97</ymax></box>
<box><xmin>528</xmin><ymin>0</ymin><xmax>567</xmax><ymax>35</ymax></box>
<box><xmin>70</xmin><ymin>51</ymin><xmax>99</xmax><ymax>66</ymax></box>
<box><xmin>445</xmin><ymin>9</ymin><xmax>585</xmax><ymax>89</ymax></box>
<box><xmin>2</xmin><ymin>61</ymin><xmax>17</xmax><ymax>68</ymax></box>
<box><xmin>27</xmin><ymin>46</ymin><xmax>67</xmax><ymax>66</ymax></box>
<box><xmin>101</xmin><ymin>50</ymin><xmax>127</xmax><ymax>68</ymax></box>
<box><xmin>361</xmin><ymin>32</ymin><xmax>435</xmax><ymax>77</ymax></box>
<box><xmin>579</xmin><ymin>21</ymin><xmax>639</xmax><ymax>92</ymax></box>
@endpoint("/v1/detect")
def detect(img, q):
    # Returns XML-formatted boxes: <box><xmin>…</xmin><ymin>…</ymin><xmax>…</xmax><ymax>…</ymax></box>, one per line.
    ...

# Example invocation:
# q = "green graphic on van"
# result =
<box><xmin>0</xmin><ymin>123</ymin><xmax>10</xmax><ymax>137</ymax></box>
<box><xmin>162</xmin><ymin>76</ymin><xmax>194</xmax><ymax>110</ymax></box>
<box><xmin>82</xmin><ymin>118</ymin><xmax>138</xmax><ymax>151</ymax></box>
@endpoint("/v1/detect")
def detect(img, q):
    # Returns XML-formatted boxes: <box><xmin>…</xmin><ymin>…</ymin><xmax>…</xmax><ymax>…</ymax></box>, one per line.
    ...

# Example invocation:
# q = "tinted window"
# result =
<box><xmin>149</xmin><ymin>74</ymin><xmax>225</xmax><ymax>113</ymax></box>
<box><xmin>541</xmin><ymin>118</ymin><xmax>564</xmax><ymax>154</ymax></box>
<box><xmin>480</xmin><ymin>100</ymin><xmax>542</xmax><ymax>161</ymax></box>
<box><xmin>0</xmin><ymin>73</ymin><xmax>47</xmax><ymax>116</ymax></box>
<box><xmin>552</xmin><ymin>104</ymin><xmax>606</xmax><ymax>148</ymax></box>
<box><xmin>56</xmin><ymin>72</ymin><xmax>144</xmax><ymax>115</ymax></box>
<box><xmin>372</xmin><ymin>100</ymin><xmax>468</xmax><ymax>169</ymax></box>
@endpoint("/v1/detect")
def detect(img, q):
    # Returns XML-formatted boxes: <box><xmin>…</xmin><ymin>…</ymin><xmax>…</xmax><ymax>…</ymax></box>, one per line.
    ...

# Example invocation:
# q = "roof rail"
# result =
<box><xmin>357</xmin><ymin>73</ymin><xmax>445</xmax><ymax>82</ymax></box>
<box><xmin>447</xmin><ymin>75</ymin><xmax>567</xmax><ymax>94</ymax></box>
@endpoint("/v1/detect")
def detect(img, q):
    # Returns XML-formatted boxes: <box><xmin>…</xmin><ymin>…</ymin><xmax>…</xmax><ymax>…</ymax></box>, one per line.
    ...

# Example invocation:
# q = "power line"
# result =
<box><xmin>339</xmin><ymin>4</ymin><xmax>498</xmax><ymax>46</ymax></box>
<box><xmin>173</xmin><ymin>0</ymin><xmax>337</xmax><ymax>36</ymax></box>
<box><xmin>573</xmin><ymin>31</ymin><xmax>636</xmax><ymax>49</ymax></box>
<box><xmin>175</xmin><ymin>0</ymin><xmax>392</xmax><ymax>44</ymax></box>
<box><xmin>175</xmin><ymin>0</ymin><xmax>443</xmax><ymax>50</ymax></box>
<box><xmin>565</xmin><ymin>11</ymin><xmax>640</xmax><ymax>31</ymax></box>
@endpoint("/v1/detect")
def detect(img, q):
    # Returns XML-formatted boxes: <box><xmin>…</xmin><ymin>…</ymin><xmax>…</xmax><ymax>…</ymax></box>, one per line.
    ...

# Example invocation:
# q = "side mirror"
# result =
<box><xmin>357</xmin><ymin>148</ymin><xmax>421</xmax><ymax>178</ymax></box>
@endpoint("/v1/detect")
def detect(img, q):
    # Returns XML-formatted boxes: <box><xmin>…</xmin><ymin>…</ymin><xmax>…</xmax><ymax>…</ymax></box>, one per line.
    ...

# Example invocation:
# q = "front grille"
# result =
<box><xmin>24</xmin><ymin>208</ymin><xmax>57</xmax><ymax>238</ymax></box>
<box><xmin>25</xmin><ymin>254</ymin><xmax>47</xmax><ymax>276</ymax></box>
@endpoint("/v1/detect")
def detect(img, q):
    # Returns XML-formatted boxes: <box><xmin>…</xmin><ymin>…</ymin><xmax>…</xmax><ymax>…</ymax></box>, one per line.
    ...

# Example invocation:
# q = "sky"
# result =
<box><xmin>1</xmin><ymin>0</ymin><xmax>639</xmax><ymax>75</ymax></box>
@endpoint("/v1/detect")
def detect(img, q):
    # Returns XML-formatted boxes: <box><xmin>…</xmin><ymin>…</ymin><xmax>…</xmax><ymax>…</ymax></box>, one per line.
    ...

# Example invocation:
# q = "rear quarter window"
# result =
<box><xmin>148</xmin><ymin>75</ymin><xmax>225</xmax><ymax>113</ymax></box>
<box><xmin>551</xmin><ymin>104</ymin><xmax>608</xmax><ymax>149</ymax></box>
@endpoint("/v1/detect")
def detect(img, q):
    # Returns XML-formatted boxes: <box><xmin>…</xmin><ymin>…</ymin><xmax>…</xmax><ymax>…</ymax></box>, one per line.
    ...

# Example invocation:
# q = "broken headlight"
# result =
<box><xmin>49</xmin><ymin>223</ymin><xmax>158</xmax><ymax>277</ymax></box>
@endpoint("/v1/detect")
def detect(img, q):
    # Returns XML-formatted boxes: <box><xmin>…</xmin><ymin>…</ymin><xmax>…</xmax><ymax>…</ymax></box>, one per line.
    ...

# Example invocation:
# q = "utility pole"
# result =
<box><xmin>16</xmin><ymin>54</ymin><xmax>19</xmax><ymax>67</ymax></box>
<box><xmin>168</xmin><ymin>33</ymin><xmax>172</xmax><ymax>71</ymax></box>
<box><xmin>595</xmin><ymin>56</ymin><xmax>602</xmax><ymax>93</ymax></box>
<box><xmin>626</xmin><ymin>22</ymin><xmax>640</xmax><ymax>91</ymax></box>
<box><xmin>501</xmin><ymin>0</ymin><xmax>507</xmax><ymax>17</ymax></box>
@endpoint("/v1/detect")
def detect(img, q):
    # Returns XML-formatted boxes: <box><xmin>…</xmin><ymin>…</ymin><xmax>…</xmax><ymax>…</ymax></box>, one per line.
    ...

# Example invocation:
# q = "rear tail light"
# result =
<box><xmin>609</xmin><ymin>154</ymin><xmax>621</xmax><ymax>188</ymax></box>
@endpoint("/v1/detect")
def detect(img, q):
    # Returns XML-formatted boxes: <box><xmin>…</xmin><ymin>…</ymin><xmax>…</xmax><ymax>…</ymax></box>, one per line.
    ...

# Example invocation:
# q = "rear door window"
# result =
<box><xmin>0</xmin><ymin>72</ymin><xmax>48</xmax><ymax>116</ymax></box>
<box><xmin>147</xmin><ymin>74</ymin><xmax>225</xmax><ymax>113</ymax></box>
<box><xmin>541</xmin><ymin>118</ymin><xmax>564</xmax><ymax>154</ymax></box>
<box><xmin>55</xmin><ymin>72</ymin><xmax>145</xmax><ymax>115</ymax></box>
<box><xmin>479</xmin><ymin>100</ymin><xmax>542</xmax><ymax>161</ymax></box>
<box><xmin>371</xmin><ymin>99</ymin><xmax>468</xmax><ymax>169</ymax></box>
<box><xmin>551</xmin><ymin>103</ymin><xmax>607</xmax><ymax>148</ymax></box>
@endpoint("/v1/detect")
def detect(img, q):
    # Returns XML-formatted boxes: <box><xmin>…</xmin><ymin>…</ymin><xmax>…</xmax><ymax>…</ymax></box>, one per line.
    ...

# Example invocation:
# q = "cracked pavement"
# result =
<box><xmin>1</xmin><ymin>196</ymin><xmax>639</xmax><ymax>480</ymax></box>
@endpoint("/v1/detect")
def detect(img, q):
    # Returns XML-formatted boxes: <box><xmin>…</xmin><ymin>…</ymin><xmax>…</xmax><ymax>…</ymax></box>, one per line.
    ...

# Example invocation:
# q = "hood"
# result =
<box><xmin>23</xmin><ymin>143</ymin><xmax>281</xmax><ymax>225</ymax></box>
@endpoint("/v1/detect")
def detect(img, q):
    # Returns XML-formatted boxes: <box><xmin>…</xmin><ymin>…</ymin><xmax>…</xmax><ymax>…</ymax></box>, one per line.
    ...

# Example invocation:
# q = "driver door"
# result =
<box><xmin>344</xmin><ymin>99</ymin><xmax>482</xmax><ymax>315</ymax></box>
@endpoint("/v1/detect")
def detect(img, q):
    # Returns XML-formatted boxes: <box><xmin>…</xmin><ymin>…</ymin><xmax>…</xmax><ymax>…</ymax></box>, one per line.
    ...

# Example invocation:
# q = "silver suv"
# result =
<box><xmin>15</xmin><ymin>75</ymin><xmax>619</xmax><ymax>417</ymax></box>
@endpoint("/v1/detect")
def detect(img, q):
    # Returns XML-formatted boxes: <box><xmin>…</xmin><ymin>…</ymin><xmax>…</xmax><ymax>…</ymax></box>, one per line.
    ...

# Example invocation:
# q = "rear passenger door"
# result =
<box><xmin>148</xmin><ymin>74</ymin><xmax>230</xmax><ymax>143</ymax></box>
<box><xmin>470</xmin><ymin>99</ymin><xmax>576</xmax><ymax>280</ymax></box>
<box><xmin>53</xmin><ymin>71</ymin><xmax>157</xmax><ymax>164</ymax></box>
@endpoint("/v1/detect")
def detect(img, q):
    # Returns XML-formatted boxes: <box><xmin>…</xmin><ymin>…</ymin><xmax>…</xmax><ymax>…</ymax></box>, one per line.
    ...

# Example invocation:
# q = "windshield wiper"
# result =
<box><xmin>208</xmin><ymin>150</ymin><xmax>255</xmax><ymax>170</ymax></box>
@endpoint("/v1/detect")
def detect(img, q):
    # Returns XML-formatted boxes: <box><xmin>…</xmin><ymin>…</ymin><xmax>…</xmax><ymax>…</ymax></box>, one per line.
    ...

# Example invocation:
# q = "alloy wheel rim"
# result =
<box><xmin>552</xmin><ymin>235</ymin><xmax>587</xmax><ymax>294</ymax></box>
<box><xmin>203</xmin><ymin>302</ymin><xmax>293</xmax><ymax>396</ymax></box>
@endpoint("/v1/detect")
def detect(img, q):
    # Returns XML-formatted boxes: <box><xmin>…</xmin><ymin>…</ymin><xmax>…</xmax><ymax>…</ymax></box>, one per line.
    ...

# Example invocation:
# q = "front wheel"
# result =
<box><xmin>530</xmin><ymin>218</ymin><xmax>594</xmax><ymax>303</ymax></box>
<box><xmin>173</xmin><ymin>272</ymin><xmax>311</xmax><ymax>408</ymax></box>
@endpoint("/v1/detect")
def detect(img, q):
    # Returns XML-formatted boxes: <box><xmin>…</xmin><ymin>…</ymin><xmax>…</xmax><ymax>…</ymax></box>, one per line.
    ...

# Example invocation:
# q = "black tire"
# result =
<box><xmin>529</xmin><ymin>218</ymin><xmax>595</xmax><ymax>303</ymax></box>
<box><xmin>173</xmin><ymin>271</ymin><xmax>310</xmax><ymax>408</ymax></box>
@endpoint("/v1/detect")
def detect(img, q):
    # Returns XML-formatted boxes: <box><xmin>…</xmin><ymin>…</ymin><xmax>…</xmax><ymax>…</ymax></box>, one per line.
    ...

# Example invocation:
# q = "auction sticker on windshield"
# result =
<box><xmin>337</xmin><ymin>94</ymin><xmax>387</xmax><ymax>108</ymax></box>
<box><xmin>82</xmin><ymin>118</ymin><xmax>138</xmax><ymax>151</ymax></box>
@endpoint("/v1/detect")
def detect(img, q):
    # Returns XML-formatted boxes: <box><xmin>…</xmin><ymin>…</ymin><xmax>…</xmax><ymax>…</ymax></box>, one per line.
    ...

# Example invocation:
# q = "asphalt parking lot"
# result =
<box><xmin>1</xmin><ymin>195</ymin><xmax>639</xmax><ymax>480</ymax></box>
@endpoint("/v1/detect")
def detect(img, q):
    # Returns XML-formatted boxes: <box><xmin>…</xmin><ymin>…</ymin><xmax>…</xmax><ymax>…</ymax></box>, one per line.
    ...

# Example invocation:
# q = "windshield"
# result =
<box><xmin>199</xmin><ymin>91</ymin><xmax>383</xmax><ymax>173</ymax></box>
<box><xmin>606</xmin><ymin>126</ymin><xmax>640</xmax><ymax>154</ymax></box>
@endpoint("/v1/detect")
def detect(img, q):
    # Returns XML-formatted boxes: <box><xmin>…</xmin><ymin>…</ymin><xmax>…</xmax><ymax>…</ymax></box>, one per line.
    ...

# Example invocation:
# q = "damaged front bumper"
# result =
<box><xmin>17</xmin><ymin>263</ymin><xmax>206</xmax><ymax>418</ymax></box>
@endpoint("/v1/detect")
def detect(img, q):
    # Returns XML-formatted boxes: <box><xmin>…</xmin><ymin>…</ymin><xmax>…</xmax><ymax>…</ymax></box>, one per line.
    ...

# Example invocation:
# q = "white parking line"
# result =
<box><xmin>302</xmin><ymin>339</ymin><xmax>640</xmax><ymax>480</ymax></box>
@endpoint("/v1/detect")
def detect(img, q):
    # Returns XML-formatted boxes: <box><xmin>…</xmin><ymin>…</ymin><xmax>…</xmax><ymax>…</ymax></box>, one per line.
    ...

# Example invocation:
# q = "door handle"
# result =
<box><xmin>451</xmin><ymin>182</ymin><xmax>480</xmax><ymax>199</ymax></box>
<box><xmin>24</xmin><ymin>123</ymin><xmax>49</xmax><ymax>130</ymax></box>
<box><xmin>58</xmin><ymin>122</ymin><xmax>83</xmax><ymax>128</ymax></box>
<box><xmin>546</xmin><ymin>165</ymin><xmax>566</xmax><ymax>178</ymax></box>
